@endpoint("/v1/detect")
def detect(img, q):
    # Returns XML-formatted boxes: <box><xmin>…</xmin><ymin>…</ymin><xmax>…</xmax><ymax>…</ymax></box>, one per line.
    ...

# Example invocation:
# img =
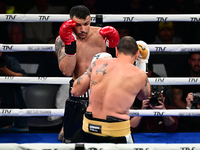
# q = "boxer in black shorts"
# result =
<box><xmin>55</xmin><ymin>5</ymin><xmax>119</xmax><ymax>142</ymax></box>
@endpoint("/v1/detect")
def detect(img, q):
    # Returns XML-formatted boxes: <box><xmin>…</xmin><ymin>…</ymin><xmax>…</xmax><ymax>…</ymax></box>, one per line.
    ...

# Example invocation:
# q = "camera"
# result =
<box><xmin>0</xmin><ymin>56</ymin><xmax>6</xmax><ymax>68</ymax></box>
<box><xmin>149</xmin><ymin>91</ymin><xmax>163</xmax><ymax>106</ymax></box>
<box><xmin>192</xmin><ymin>93</ymin><xmax>200</xmax><ymax>103</ymax></box>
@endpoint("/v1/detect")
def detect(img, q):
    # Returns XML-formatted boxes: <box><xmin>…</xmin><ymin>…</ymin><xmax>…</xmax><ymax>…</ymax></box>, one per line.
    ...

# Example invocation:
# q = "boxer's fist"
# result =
<box><xmin>91</xmin><ymin>52</ymin><xmax>112</xmax><ymax>63</ymax></box>
<box><xmin>59</xmin><ymin>19</ymin><xmax>77</xmax><ymax>56</ymax></box>
<box><xmin>135</xmin><ymin>40</ymin><xmax>150</xmax><ymax>73</ymax></box>
<box><xmin>59</xmin><ymin>19</ymin><xmax>76</xmax><ymax>45</ymax></box>
<box><xmin>99</xmin><ymin>26</ymin><xmax>119</xmax><ymax>48</ymax></box>
<box><xmin>137</xmin><ymin>40</ymin><xmax>150</xmax><ymax>62</ymax></box>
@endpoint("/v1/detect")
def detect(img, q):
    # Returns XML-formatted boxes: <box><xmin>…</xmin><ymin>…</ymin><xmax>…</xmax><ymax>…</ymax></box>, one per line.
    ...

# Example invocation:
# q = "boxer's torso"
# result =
<box><xmin>73</xmin><ymin>26</ymin><xmax>107</xmax><ymax>79</ymax></box>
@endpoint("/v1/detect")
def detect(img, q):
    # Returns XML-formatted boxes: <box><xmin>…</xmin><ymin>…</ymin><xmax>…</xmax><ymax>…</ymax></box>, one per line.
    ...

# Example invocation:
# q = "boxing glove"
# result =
<box><xmin>135</xmin><ymin>40</ymin><xmax>150</xmax><ymax>73</ymax></box>
<box><xmin>91</xmin><ymin>52</ymin><xmax>112</xmax><ymax>63</ymax></box>
<box><xmin>99</xmin><ymin>26</ymin><xmax>119</xmax><ymax>48</ymax></box>
<box><xmin>59</xmin><ymin>19</ymin><xmax>77</xmax><ymax>56</ymax></box>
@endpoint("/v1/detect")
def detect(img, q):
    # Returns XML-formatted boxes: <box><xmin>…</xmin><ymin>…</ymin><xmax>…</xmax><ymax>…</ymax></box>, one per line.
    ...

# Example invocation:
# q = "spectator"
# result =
<box><xmin>175</xmin><ymin>0</ymin><xmax>195</xmax><ymax>14</ymax></box>
<box><xmin>172</xmin><ymin>52</ymin><xmax>200</xmax><ymax>109</ymax></box>
<box><xmin>47</xmin><ymin>22</ymin><xmax>62</xmax><ymax>44</ymax></box>
<box><xmin>0</xmin><ymin>52</ymin><xmax>28</xmax><ymax>132</ymax></box>
<box><xmin>126</xmin><ymin>0</ymin><xmax>153</xmax><ymax>14</ymax></box>
<box><xmin>6</xmin><ymin>22</ymin><xmax>64</xmax><ymax>77</ymax></box>
<box><xmin>177</xmin><ymin>92</ymin><xmax>200</xmax><ymax>132</ymax></box>
<box><xmin>131</xmin><ymin>88</ymin><xmax>179</xmax><ymax>133</ymax></box>
<box><xmin>0</xmin><ymin>0</ymin><xmax>9</xmax><ymax>43</ymax></box>
<box><xmin>153</xmin><ymin>21</ymin><xmax>182</xmax><ymax>44</ymax></box>
<box><xmin>24</xmin><ymin>0</ymin><xmax>61</xmax><ymax>43</ymax></box>
<box><xmin>6</xmin><ymin>22</ymin><xmax>28</xmax><ymax>44</ymax></box>
<box><xmin>117</xmin><ymin>26</ymin><xmax>131</xmax><ymax>39</ymax></box>
<box><xmin>82</xmin><ymin>0</ymin><xmax>98</xmax><ymax>13</ymax></box>
<box><xmin>133</xmin><ymin>62</ymin><xmax>161</xmax><ymax>109</ymax></box>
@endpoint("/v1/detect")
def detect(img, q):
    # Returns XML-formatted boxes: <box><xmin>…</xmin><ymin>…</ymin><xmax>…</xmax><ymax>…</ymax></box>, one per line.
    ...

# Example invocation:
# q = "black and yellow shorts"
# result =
<box><xmin>82</xmin><ymin>112</ymin><xmax>134</xmax><ymax>144</ymax></box>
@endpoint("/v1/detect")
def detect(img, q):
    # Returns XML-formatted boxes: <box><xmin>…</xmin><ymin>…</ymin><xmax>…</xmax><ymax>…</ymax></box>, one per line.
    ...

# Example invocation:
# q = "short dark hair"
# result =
<box><xmin>70</xmin><ymin>5</ymin><xmax>90</xmax><ymax>19</ymax></box>
<box><xmin>117</xmin><ymin>36</ymin><xmax>138</xmax><ymax>56</ymax></box>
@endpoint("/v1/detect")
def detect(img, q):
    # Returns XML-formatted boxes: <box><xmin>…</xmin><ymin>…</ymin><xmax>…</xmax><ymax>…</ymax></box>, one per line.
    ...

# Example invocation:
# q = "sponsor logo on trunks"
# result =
<box><xmin>190</xmin><ymin>17</ymin><xmax>200</xmax><ymax>22</ymax></box>
<box><xmin>39</xmin><ymin>16</ymin><xmax>50</xmax><ymax>20</ymax></box>
<box><xmin>180</xmin><ymin>147</ymin><xmax>195</xmax><ymax>150</ymax></box>
<box><xmin>188</xmin><ymin>78</ymin><xmax>198</xmax><ymax>82</ymax></box>
<box><xmin>155</xmin><ymin>47</ymin><xmax>166</xmax><ymax>51</ymax></box>
<box><xmin>157</xmin><ymin>17</ymin><xmax>168</xmax><ymax>22</ymax></box>
<box><xmin>26</xmin><ymin>110</ymin><xmax>51</xmax><ymax>114</ymax></box>
<box><xmin>5</xmin><ymin>15</ymin><xmax>17</xmax><ymax>20</ymax></box>
<box><xmin>123</xmin><ymin>17</ymin><xmax>134</xmax><ymax>22</ymax></box>
<box><xmin>154</xmin><ymin>111</ymin><xmax>164</xmax><ymax>116</ymax></box>
<box><xmin>27</xmin><ymin>46</ymin><xmax>53</xmax><ymax>51</ymax></box>
<box><xmin>38</xmin><ymin>77</ymin><xmax>47</xmax><ymax>80</ymax></box>
<box><xmin>2</xmin><ymin>45</ymin><xmax>13</xmax><ymax>50</ymax></box>
<box><xmin>5</xmin><ymin>76</ymin><xmax>14</xmax><ymax>79</ymax></box>
<box><xmin>155</xmin><ymin>78</ymin><xmax>165</xmax><ymax>82</ymax></box>
<box><xmin>89</xmin><ymin>123</ymin><xmax>101</xmax><ymax>133</ymax></box>
<box><xmin>2</xmin><ymin>109</ymin><xmax>11</xmax><ymax>114</ymax></box>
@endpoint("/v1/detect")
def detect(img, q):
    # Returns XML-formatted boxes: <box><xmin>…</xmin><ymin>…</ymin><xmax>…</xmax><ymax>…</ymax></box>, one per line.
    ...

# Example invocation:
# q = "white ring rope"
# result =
<box><xmin>1</xmin><ymin>14</ymin><xmax>200</xmax><ymax>22</ymax></box>
<box><xmin>0</xmin><ymin>77</ymin><xmax>200</xmax><ymax>85</ymax></box>
<box><xmin>1</xmin><ymin>108</ymin><xmax>200</xmax><ymax>117</ymax></box>
<box><xmin>1</xmin><ymin>44</ymin><xmax>200</xmax><ymax>52</ymax></box>
<box><xmin>0</xmin><ymin>77</ymin><xmax>72</xmax><ymax>84</ymax></box>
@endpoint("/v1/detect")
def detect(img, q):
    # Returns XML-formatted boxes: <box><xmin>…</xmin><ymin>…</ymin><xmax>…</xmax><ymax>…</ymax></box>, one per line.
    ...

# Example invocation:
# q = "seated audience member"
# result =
<box><xmin>24</xmin><ymin>0</ymin><xmax>61</xmax><ymax>43</ymax></box>
<box><xmin>153</xmin><ymin>21</ymin><xmax>182</xmax><ymax>44</ymax></box>
<box><xmin>172</xmin><ymin>52</ymin><xmax>200</xmax><ymax>109</ymax></box>
<box><xmin>117</xmin><ymin>26</ymin><xmax>131</xmax><ymax>39</ymax></box>
<box><xmin>6</xmin><ymin>22</ymin><xmax>64</xmax><ymax>77</ymax></box>
<box><xmin>47</xmin><ymin>22</ymin><xmax>62</xmax><ymax>44</ymax></box>
<box><xmin>131</xmin><ymin>88</ymin><xmax>179</xmax><ymax>133</ymax></box>
<box><xmin>0</xmin><ymin>52</ymin><xmax>28</xmax><ymax>132</ymax></box>
<box><xmin>6</xmin><ymin>22</ymin><xmax>28</xmax><ymax>44</ymax></box>
<box><xmin>177</xmin><ymin>92</ymin><xmax>200</xmax><ymax>132</ymax></box>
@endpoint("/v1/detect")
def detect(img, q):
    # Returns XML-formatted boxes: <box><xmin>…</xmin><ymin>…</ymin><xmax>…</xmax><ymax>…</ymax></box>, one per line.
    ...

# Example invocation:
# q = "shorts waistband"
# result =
<box><xmin>82</xmin><ymin>114</ymin><xmax>130</xmax><ymax>137</ymax></box>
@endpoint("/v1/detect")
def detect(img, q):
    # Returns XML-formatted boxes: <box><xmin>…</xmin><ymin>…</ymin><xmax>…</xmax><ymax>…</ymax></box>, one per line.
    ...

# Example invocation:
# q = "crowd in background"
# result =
<box><xmin>1</xmin><ymin>0</ymin><xmax>200</xmax><ymax>133</ymax></box>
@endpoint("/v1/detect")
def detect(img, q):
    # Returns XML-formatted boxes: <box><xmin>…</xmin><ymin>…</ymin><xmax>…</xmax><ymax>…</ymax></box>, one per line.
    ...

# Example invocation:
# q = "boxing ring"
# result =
<box><xmin>1</xmin><ymin>14</ymin><xmax>200</xmax><ymax>149</ymax></box>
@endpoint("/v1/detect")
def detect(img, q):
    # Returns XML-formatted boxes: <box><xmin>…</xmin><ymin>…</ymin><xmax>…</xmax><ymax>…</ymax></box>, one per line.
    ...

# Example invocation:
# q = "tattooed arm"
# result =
<box><xmin>71</xmin><ymin>64</ymin><xmax>92</xmax><ymax>97</ymax></box>
<box><xmin>137</xmin><ymin>73</ymin><xmax>151</xmax><ymax>100</ymax></box>
<box><xmin>55</xmin><ymin>36</ymin><xmax>76</xmax><ymax>77</ymax></box>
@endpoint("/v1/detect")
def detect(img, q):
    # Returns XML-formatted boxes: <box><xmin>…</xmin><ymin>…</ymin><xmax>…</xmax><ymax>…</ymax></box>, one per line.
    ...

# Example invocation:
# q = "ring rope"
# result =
<box><xmin>1</xmin><ymin>44</ymin><xmax>200</xmax><ymax>52</ymax></box>
<box><xmin>0</xmin><ymin>77</ymin><xmax>72</xmax><ymax>84</ymax></box>
<box><xmin>1</xmin><ymin>143</ymin><xmax>200</xmax><ymax>150</ymax></box>
<box><xmin>1</xmin><ymin>109</ymin><xmax>200</xmax><ymax>117</ymax></box>
<box><xmin>1</xmin><ymin>14</ymin><xmax>200</xmax><ymax>22</ymax></box>
<box><xmin>0</xmin><ymin>77</ymin><xmax>200</xmax><ymax>85</ymax></box>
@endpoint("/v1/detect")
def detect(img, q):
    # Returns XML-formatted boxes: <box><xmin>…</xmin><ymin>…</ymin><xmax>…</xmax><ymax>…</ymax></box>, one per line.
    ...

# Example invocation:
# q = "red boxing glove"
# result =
<box><xmin>59</xmin><ymin>19</ymin><xmax>76</xmax><ymax>45</ymax></box>
<box><xmin>99</xmin><ymin>26</ymin><xmax>119</xmax><ymax>48</ymax></box>
<box><xmin>59</xmin><ymin>19</ymin><xmax>77</xmax><ymax>56</ymax></box>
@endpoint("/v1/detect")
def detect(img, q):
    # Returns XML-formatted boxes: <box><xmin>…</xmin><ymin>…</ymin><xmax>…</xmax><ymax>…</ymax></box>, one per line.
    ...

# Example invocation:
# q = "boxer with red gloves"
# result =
<box><xmin>55</xmin><ymin>5</ymin><xmax>119</xmax><ymax>143</ymax></box>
